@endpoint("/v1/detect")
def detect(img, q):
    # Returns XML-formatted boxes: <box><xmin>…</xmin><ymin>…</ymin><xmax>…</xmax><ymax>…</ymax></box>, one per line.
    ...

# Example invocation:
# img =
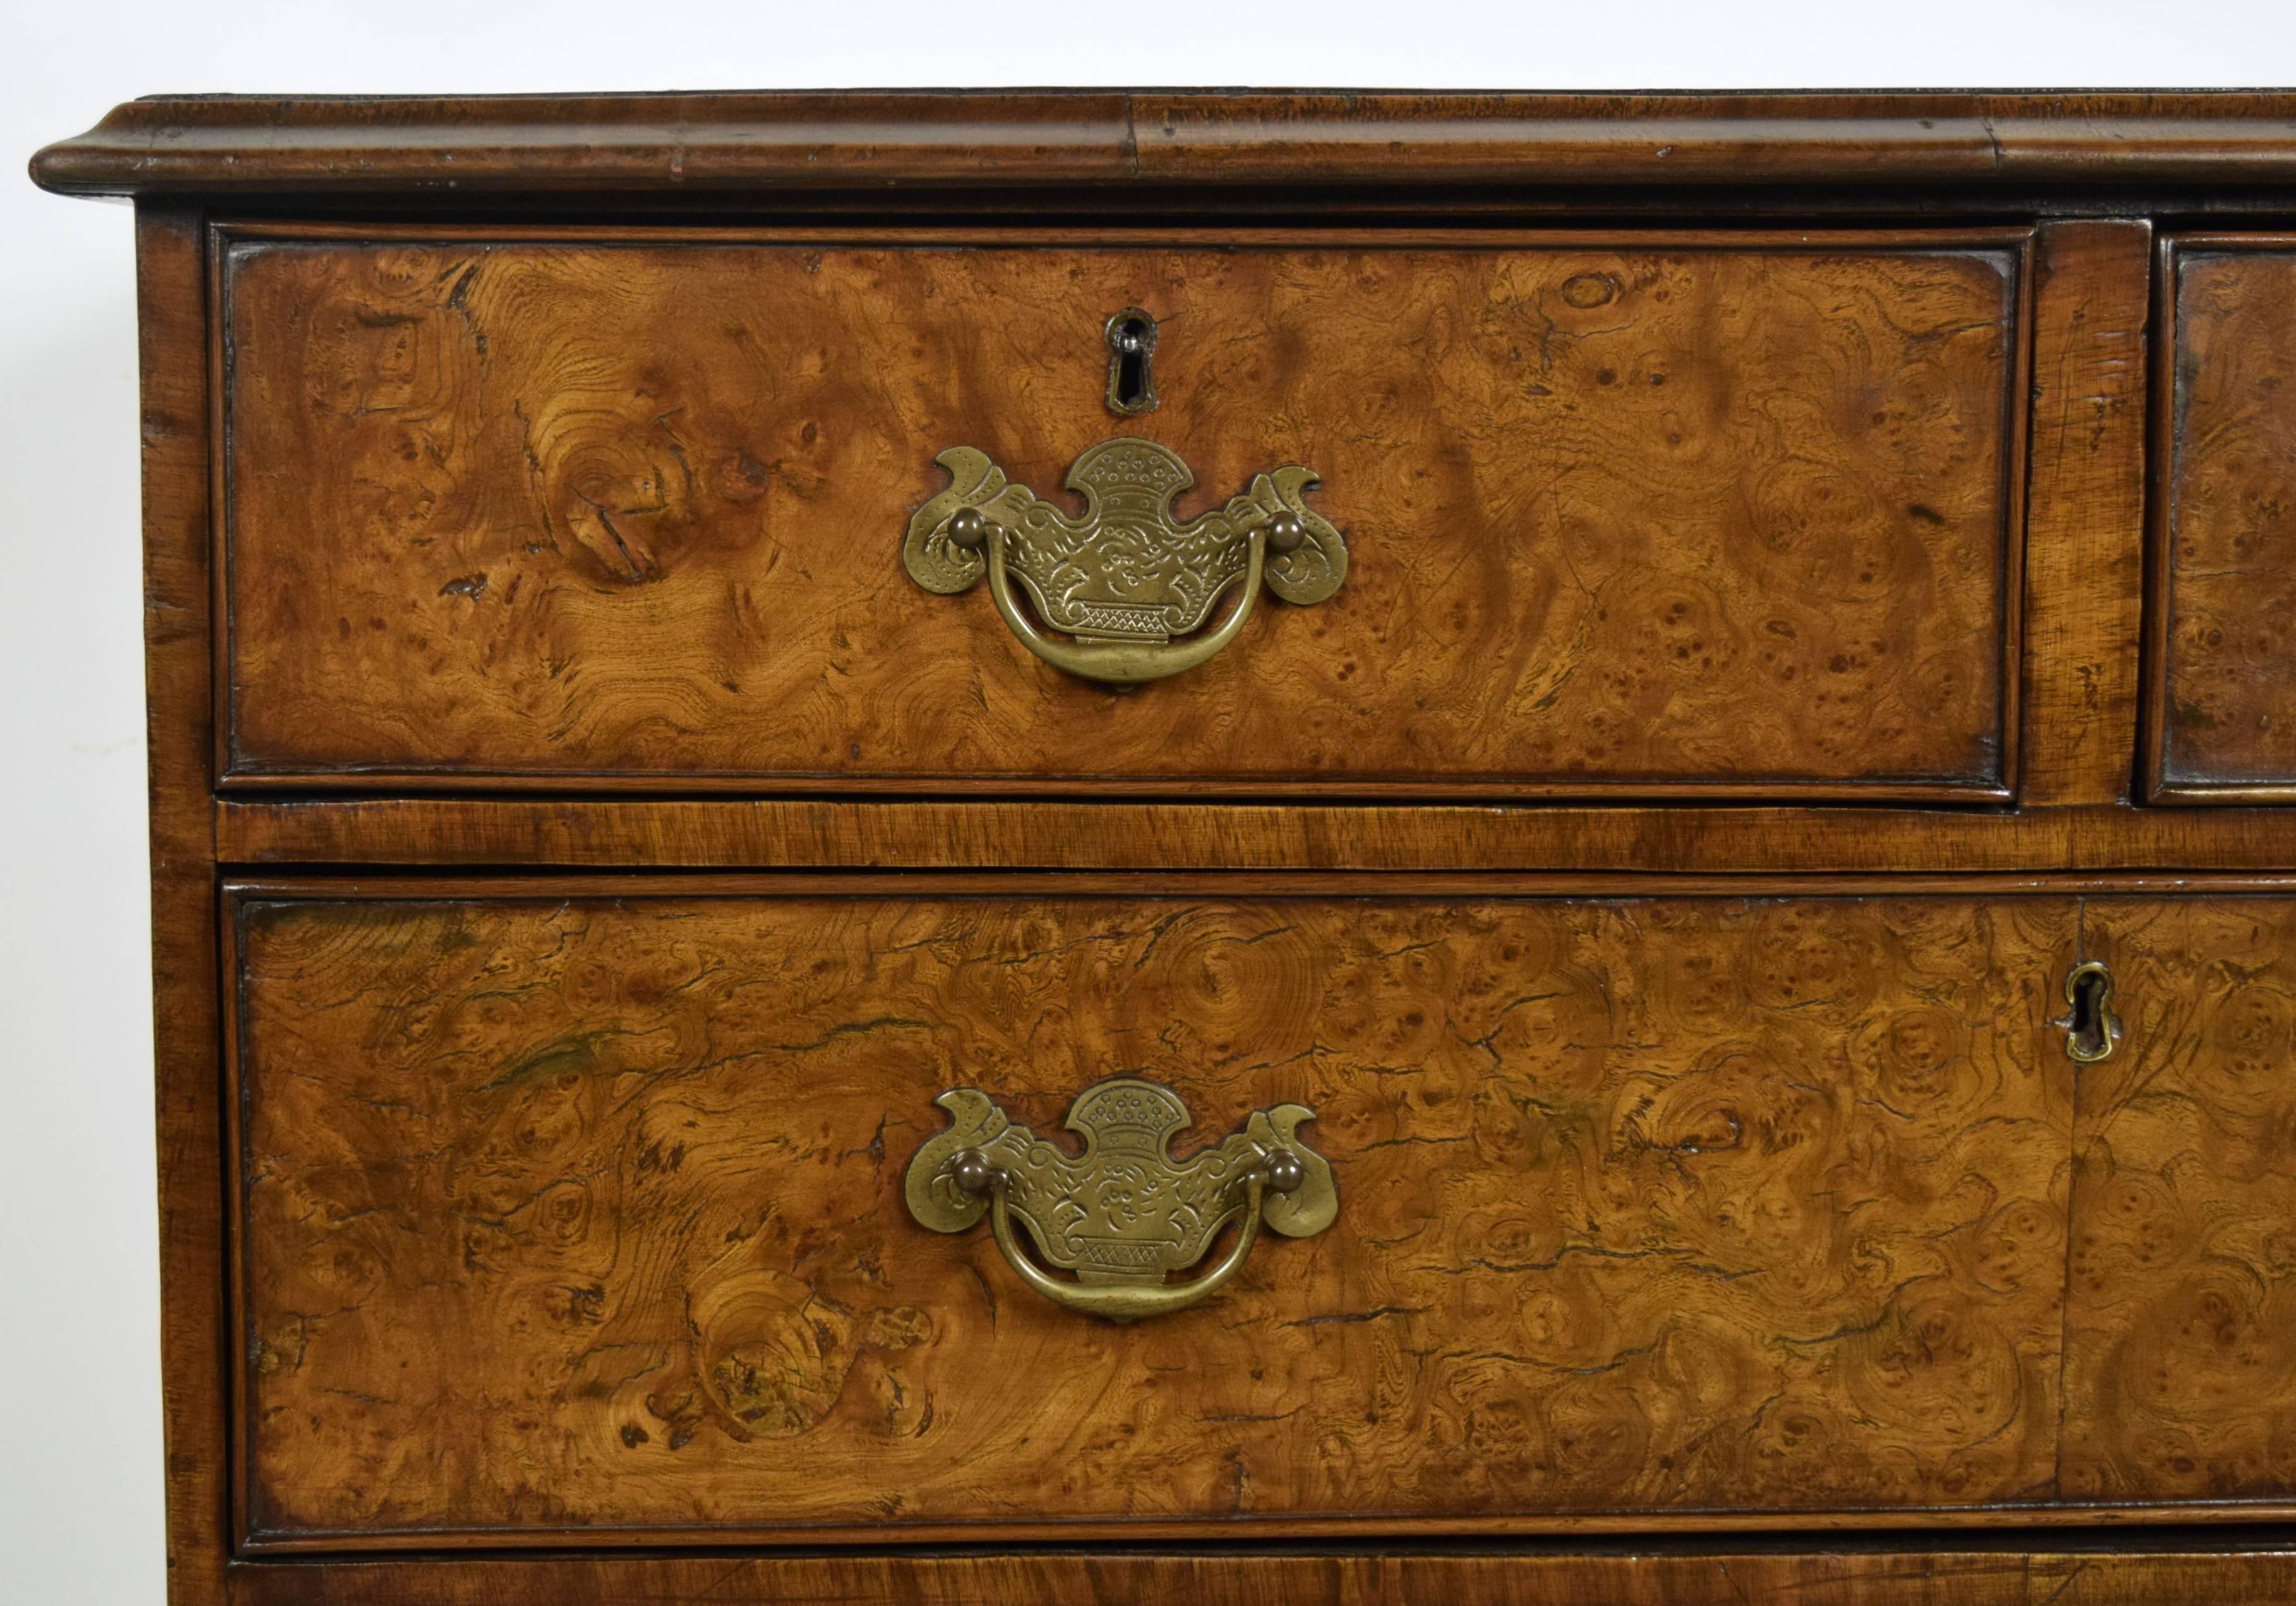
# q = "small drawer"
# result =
<box><xmin>233</xmin><ymin>881</ymin><xmax>2104</xmax><ymax>1548</ymax></box>
<box><xmin>2147</xmin><ymin>236</ymin><xmax>2296</xmax><ymax>803</ymax></box>
<box><xmin>217</xmin><ymin>225</ymin><xmax>2028</xmax><ymax>800</ymax></box>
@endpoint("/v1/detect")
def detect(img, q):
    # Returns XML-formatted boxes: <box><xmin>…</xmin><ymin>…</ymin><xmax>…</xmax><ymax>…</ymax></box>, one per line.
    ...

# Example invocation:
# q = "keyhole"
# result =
<box><xmin>2062</xmin><ymin>960</ymin><xmax>2122</xmax><ymax>1064</ymax></box>
<box><xmin>1106</xmin><ymin>308</ymin><xmax>1159</xmax><ymax>416</ymax></box>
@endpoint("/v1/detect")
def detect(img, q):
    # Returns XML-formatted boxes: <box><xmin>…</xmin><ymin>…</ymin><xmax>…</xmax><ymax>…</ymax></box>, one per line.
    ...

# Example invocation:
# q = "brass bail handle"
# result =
<box><xmin>904</xmin><ymin>1079</ymin><xmax>1339</xmax><ymax>1323</ymax></box>
<box><xmin>954</xmin><ymin>1148</ymin><xmax>1277</xmax><ymax>1322</ymax></box>
<box><xmin>981</xmin><ymin>511</ymin><xmax>1269</xmax><ymax>683</ymax></box>
<box><xmin>900</xmin><ymin>438</ymin><xmax>1349</xmax><ymax>685</ymax></box>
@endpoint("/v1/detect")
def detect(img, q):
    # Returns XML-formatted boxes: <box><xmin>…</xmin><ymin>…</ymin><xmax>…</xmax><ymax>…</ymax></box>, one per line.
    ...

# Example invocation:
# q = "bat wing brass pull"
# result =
<box><xmin>901</xmin><ymin>438</ymin><xmax>1348</xmax><ymax>685</ymax></box>
<box><xmin>903</xmin><ymin>1077</ymin><xmax>1337</xmax><ymax>1322</ymax></box>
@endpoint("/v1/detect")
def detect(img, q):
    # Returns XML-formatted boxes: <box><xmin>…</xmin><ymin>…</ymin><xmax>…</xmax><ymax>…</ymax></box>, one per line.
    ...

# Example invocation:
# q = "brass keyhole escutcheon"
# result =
<box><xmin>2062</xmin><ymin>960</ymin><xmax>2123</xmax><ymax>1064</ymax></box>
<box><xmin>1105</xmin><ymin>307</ymin><xmax>1158</xmax><ymax>415</ymax></box>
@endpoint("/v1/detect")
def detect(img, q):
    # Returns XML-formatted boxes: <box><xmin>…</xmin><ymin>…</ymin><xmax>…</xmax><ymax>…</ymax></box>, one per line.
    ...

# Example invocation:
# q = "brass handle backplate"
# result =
<box><xmin>901</xmin><ymin>437</ymin><xmax>1348</xmax><ymax>684</ymax></box>
<box><xmin>904</xmin><ymin>1077</ymin><xmax>1337</xmax><ymax>1322</ymax></box>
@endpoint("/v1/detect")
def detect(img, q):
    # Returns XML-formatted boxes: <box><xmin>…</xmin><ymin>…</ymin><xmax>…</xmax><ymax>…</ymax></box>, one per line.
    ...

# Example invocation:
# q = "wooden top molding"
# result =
<box><xmin>32</xmin><ymin>90</ymin><xmax>2296</xmax><ymax>196</ymax></box>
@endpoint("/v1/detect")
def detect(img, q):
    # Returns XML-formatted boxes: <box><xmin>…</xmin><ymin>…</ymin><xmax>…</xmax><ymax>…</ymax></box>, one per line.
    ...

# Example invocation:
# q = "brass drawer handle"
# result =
<box><xmin>902</xmin><ymin>438</ymin><xmax>1349</xmax><ymax>684</ymax></box>
<box><xmin>904</xmin><ymin>1077</ymin><xmax>1337</xmax><ymax>1322</ymax></box>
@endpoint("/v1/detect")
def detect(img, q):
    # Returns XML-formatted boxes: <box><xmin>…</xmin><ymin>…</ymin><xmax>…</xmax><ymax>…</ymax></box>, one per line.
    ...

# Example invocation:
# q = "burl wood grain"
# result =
<box><xmin>221</xmin><ymin>232</ymin><xmax>2018</xmax><ymax>796</ymax></box>
<box><xmin>2156</xmin><ymin>248</ymin><xmax>2296</xmax><ymax>797</ymax></box>
<box><xmin>2063</xmin><ymin>897</ymin><xmax>2296</xmax><ymax>1500</ymax></box>
<box><xmin>235</xmin><ymin>891</ymin><xmax>2074</xmax><ymax>1543</ymax></box>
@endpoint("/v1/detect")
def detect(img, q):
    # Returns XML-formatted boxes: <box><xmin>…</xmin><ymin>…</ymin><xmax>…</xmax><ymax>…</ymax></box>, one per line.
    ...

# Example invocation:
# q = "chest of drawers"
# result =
<box><xmin>32</xmin><ymin>90</ymin><xmax>2296</xmax><ymax>1604</ymax></box>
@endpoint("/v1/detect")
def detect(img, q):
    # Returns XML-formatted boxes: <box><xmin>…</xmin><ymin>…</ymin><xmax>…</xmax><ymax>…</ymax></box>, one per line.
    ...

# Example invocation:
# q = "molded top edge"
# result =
<box><xmin>30</xmin><ymin>88</ymin><xmax>2296</xmax><ymax>196</ymax></box>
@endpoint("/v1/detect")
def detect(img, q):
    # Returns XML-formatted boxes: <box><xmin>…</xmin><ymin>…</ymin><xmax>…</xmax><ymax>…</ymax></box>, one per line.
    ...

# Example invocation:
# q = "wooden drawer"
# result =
<box><xmin>218</xmin><ymin>225</ymin><xmax>2028</xmax><ymax>800</ymax></box>
<box><xmin>223</xmin><ymin>880</ymin><xmax>2172</xmax><ymax>1547</ymax></box>
<box><xmin>2148</xmin><ymin>235</ymin><xmax>2296</xmax><ymax>804</ymax></box>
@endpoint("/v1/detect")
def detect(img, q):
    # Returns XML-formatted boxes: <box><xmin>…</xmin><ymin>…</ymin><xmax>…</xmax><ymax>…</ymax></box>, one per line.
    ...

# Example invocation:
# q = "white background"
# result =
<box><xmin>6</xmin><ymin>3</ymin><xmax>2296</xmax><ymax>1600</ymax></box>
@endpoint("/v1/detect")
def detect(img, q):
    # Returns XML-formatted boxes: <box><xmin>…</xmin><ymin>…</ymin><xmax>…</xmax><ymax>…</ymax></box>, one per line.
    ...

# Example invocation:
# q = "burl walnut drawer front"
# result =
<box><xmin>2148</xmin><ymin>236</ymin><xmax>2296</xmax><ymax>804</ymax></box>
<box><xmin>225</xmin><ymin>882</ymin><xmax>2295</xmax><ymax>1549</ymax></box>
<box><xmin>218</xmin><ymin>227</ymin><xmax>2026</xmax><ymax>799</ymax></box>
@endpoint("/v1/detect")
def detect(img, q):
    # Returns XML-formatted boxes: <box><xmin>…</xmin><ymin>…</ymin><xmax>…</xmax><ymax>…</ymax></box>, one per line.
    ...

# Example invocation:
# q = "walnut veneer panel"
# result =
<box><xmin>234</xmin><ymin>890</ymin><xmax>2074</xmax><ymax>1544</ymax></box>
<box><xmin>215</xmin><ymin>798</ymin><xmax>2296</xmax><ymax>872</ymax></box>
<box><xmin>2064</xmin><ymin>897</ymin><xmax>2296</xmax><ymax>1500</ymax></box>
<box><xmin>220</xmin><ymin>232</ymin><xmax>2021</xmax><ymax>796</ymax></box>
<box><xmin>2153</xmin><ymin>245</ymin><xmax>2296</xmax><ymax>801</ymax></box>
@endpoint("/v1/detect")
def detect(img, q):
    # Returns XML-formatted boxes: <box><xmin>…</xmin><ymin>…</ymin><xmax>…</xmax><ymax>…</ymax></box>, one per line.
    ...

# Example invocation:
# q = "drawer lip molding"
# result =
<box><xmin>35</xmin><ymin>90</ymin><xmax>2296</xmax><ymax>197</ymax></box>
<box><xmin>210</xmin><ymin>221</ymin><xmax>2031</xmax><ymax>803</ymax></box>
<box><xmin>2144</xmin><ymin>230</ymin><xmax>2296</xmax><ymax>806</ymax></box>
